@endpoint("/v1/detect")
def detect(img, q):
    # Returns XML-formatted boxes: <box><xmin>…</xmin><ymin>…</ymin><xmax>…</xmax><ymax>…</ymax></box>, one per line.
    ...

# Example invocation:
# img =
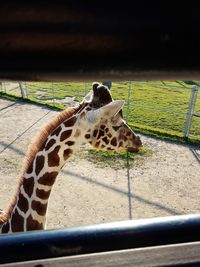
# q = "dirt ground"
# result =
<box><xmin>0</xmin><ymin>98</ymin><xmax>199</xmax><ymax>230</ymax></box>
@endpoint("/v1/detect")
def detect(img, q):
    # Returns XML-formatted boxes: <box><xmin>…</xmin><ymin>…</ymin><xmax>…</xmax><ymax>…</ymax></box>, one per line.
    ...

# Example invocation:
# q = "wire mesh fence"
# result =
<box><xmin>0</xmin><ymin>81</ymin><xmax>199</xmax><ymax>143</ymax></box>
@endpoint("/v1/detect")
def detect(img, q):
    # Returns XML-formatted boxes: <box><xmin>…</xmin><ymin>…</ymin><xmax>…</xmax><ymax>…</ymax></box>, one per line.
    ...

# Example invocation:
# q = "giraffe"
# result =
<box><xmin>0</xmin><ymin>82</ymin><xmax>142</xmax><ymax>234</ymax></box>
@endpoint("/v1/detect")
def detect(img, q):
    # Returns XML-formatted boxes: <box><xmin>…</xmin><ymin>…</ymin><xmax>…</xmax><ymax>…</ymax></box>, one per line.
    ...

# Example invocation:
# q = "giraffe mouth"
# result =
<box><xmin>127</xmin><ymin>136</ymin><xmax>142</xmax><ymax>153</ymax></box>
<box><xmin>127</xmin><ymin>139</ymin><xmax>142</xmax><ymax>153</ymax></box>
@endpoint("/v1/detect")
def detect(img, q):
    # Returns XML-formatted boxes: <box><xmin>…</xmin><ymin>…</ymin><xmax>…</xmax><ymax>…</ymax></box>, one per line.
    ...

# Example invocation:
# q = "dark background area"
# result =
<box><xmin>0</xmin><ymin>1</ymin><xmax>200</xmax><ymax>80</ymax></box>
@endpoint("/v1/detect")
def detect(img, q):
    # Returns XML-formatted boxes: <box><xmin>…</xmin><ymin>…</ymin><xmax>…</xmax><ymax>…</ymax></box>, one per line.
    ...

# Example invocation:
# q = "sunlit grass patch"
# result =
<box><xmin>81</xmin><ymin>147</ymin><xmax>152</xmax><ymax>169</ymax></box>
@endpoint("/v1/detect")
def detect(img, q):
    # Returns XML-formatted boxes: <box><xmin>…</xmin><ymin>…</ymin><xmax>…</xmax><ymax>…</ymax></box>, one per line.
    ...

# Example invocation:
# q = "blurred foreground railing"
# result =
<box><xmin>0</xmin><ymin>214</ymin><xmax>200</xmax><ymax>264</ymax></box>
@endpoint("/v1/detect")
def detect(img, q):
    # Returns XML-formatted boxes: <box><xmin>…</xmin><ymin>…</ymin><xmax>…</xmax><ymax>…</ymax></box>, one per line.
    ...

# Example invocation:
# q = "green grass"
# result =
<box><xmin>109</xmin><ymin>81</ymin><xmax>199</xmax><ymax>144</ymax></box>
<box><xmin>1</xmin><ymin>81</ymin><xmax>200</xmax><ymax>145</ymax></box>
<box><xmin>0</xmin><ymin>91</ymin><xmax>63</xmax><ymax>111</ymax></box>
<box><xmin>25</xmin><ymin>82</ymin><xmax>88</xmax><ymax>103</ymax></box>
<box><xmin>80</xmin><ymin>147</ymin><xmax>151</xmax><ymax>169</ymax></box>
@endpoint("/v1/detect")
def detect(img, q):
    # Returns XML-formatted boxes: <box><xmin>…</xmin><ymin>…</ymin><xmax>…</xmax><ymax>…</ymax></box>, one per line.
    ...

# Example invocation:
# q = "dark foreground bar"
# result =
<box><xmin>0</xmin><ymin>2</ymin><xmax>200</xmax><ymax>81</ymax></box>
<box><xmin>0</xmin><ymin>214</ymin><xmax>200</xmax><ymax>264</ymax></box>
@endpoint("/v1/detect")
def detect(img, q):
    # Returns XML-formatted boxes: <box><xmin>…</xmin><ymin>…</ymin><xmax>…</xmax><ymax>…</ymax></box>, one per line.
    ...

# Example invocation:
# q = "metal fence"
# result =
<box><xmin>125</xmin><ymin>82</ymin><xmax>200</xmax><ymax>141</ymax></box>
<box><xmin>0</xmin><ymin>81</ymin><xmax>199</xmax><ymax>142</ymax></box>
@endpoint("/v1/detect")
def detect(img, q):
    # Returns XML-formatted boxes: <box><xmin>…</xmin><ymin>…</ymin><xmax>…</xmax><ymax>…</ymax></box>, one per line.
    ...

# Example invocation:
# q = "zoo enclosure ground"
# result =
<box><xmin>0</xmin><ymin>98</ymin><xmax>199</xmax><ymax>230</ymax></box>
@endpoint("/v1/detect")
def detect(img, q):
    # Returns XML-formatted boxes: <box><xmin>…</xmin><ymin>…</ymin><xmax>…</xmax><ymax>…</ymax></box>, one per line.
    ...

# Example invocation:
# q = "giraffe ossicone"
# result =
<box><xmin>0</xmin><ymin>82</ymin><xmax>142</xmax><ymax>234</ymax></box>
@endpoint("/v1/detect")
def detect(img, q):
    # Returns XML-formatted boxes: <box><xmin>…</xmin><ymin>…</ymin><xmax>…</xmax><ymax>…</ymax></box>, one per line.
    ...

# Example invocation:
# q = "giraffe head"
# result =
<box><xmin>83</xmin><ymin>82</ymin><xmax>142</xmax><ymax>153</ymax></box>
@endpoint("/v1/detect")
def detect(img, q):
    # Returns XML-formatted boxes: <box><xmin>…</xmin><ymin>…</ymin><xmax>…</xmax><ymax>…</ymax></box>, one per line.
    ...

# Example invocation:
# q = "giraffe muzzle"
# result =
<box><xmin>127</xmin><ymin>136</ymin><xmax>142</xmax><ymax>153</ymax></box>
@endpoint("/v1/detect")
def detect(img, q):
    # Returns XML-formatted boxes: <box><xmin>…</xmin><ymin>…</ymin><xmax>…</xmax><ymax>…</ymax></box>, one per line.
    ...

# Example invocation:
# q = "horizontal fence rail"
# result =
<box><xmin>0</xmin><ymin>214</ymin><xmax>200</xmax><ymax>264</ymax></box>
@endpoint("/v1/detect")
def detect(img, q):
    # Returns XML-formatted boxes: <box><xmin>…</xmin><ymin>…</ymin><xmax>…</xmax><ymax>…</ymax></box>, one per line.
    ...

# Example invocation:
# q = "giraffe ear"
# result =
<box><xmin>87</xmin><ymin>100</ymin><xmax>124</xmax><ymax>123</ymax></box>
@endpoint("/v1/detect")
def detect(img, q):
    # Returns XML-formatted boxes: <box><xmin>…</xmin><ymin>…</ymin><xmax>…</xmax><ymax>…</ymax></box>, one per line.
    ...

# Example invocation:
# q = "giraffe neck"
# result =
<box><xmin>0</xmin><ymin>104</ymin><xmax>90</xmax><ymax>233</ymax></box>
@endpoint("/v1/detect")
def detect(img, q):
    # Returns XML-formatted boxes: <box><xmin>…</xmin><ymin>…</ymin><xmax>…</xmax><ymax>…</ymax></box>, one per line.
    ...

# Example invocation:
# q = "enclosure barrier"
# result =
<box><xmin>1</xmin><ymin>81</ymin><xmax>199</xmax><ymax>141</ymax></box>
<box><xmin>184</xmin><ymin>86</ymin><xmax>200</xmax><ymax>138</ymax></box>
<box><xmin>0</xmin><ymin>214</ymin><xmax>200</xmax><ymax>264</ymax></box>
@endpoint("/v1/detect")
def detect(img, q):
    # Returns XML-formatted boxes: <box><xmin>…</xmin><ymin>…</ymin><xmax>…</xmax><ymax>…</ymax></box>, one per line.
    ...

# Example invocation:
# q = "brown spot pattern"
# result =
<box><xmin>45</xmin><ymin>139</ymin><xmax>56</xmax><ymax>151</ymax></box>
<box><xmin>119</xmin><ymin>131</ymin><xmax>127</xmax><ymax>142</ymax></box>
<box><xmin>119</xmin><ymin>141</ymin><xmax>123</xmax><ymax>147</ymax></box>
<box><xmin>48</xmin><ymin>145</ymin><xmax>60</xmax><ymax>167</ymax></box>
<box><xmin>32</xmin><ymin>200</ymin><xmax>48</xmax><ymax>216</ymax></box>
<box><xmin>1</xmin><ymin>222</ymin><xmax>9</xmax><ymax>233</ymax></box>
<box><xmin>93</xmin><ymin>129</ymin><xmax>98</xmax><ymax>137</ymax></box>
<box><xmin>97</xmin><ymin>130</ymin><xmax>104</xmax><ymax>139</ymax></box>
<box><xmin>74</xmin><ymin>129</ymin><xmax>81</xmax><ymax>137</ymax></box>
<box><xmin>23</xmin><ymin>177</ymin><xmax>34</xmax><ymax>198</ymax></box>
<box><xmin>95</xmin><ymin>141</ymin><xmax>100</xmax><ymax>148</ymax></box>
<box><xmin>126</xmin><ymin>131</ymin><xmax>132</xmax><ymax>137</ymax></box>
<box><xmin>51</xmin><ymin>126</ymin><xmax>62</xmax><ymax>137</ymax></box>
<box><xmin>11</xmin><ymin>209</ymin><xmax>24</xmax><ymax>232</ymax></box>
<box><xmin>36</xmin><ymin>188</ymin><xmax>51</xmax><ymax>200</ymax></box>
<box><xmin>18</xmin><ymin>193</ymin><xmax>29</xmax><ymax>213</ymax></box>
<box><xmin>26</xmin><ymin>162</ymin><xmax>33</xmax><ymax>174</ymax></box>
<box><xmin>64</xmin><ymin>148</ymin><xmax>73</xmax><ymax>160</ymax></box>
<box><xmin>85</xmin><ymin>134</ymin><xmax>90</xmax><ymax>139</ymax></box>
<box><xmin>39</xmin><ymin>140</ymin><xmax>48</xmax><ymax>151</ymax></box>
<box><xmin>111</xmin><ymin>137</ymin><xmax>117</xmax><ymax>146</ymax></box>
<box><xmin>66</xmin><ymin>141</ymin><xmax>75</xmax><ymax>146</ymax></box>
<box><xmin>101</xmin><ymin>125</ymin><xmax>106</xmax><ymax>130</ymax></box>
<box><xmin>27</xmin><ymin>215</ymin><xmax>43</xmax><ymax>231</ymax></box>
<box><xmin>35</xmin><ymin>155</ymin><xmax>45</xmax><ymax>176</ymax></box>
<box><xmin>60</xmin><ymin>130</ymin><xmax>72</xmax><ymax>142</ymax></box>
<box><xmin>38</xmin><ymin>172</ymin><xmax>58</xmax><ymax>186</ymax></box>
<box><xmin>102</xmin><ymin>136</ymin><xmax>109</xmax><ymax>144</ymax></box>
<box><xmin>64</xmin><ymin>116</ymin><xmax>77</xmax><ymax>127</ymax></box>
<box><xmin>123</xmin><ymin>136</ymin><xmax>127</xmax><ymax>141</ymax></box>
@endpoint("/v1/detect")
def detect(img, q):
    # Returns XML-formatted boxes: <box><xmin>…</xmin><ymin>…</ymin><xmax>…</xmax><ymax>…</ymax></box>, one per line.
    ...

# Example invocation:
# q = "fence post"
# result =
<box><xmin>24</xmin><ymin>82</ymin><xmax>28</xmax><ymax>98</ymax></box>
<box><xmin>125</xmin><ymin>81</ymin><xmax>132</xmax><ymax>219</ymax></box>
<box><xmin>184</xmin><ymin>86</ymin><xmax>198</xmax><ymax>138</ymax></box>
<box><xmin>19</xmin><ymin>82</ymin><xmax>27</xmax><ymax>98</ymax></box>
<box><xmin>51</xmin><ymin>82</ymin><xmax>55</xmax><ymax>106</ymax></box>
<box><xmin>3</xmin><ymin>82</ymin><xmax>7</xmax><ymax>92</ymax></box>
<box><xmin>126</xmin><ymin>81</ymin><xmax>132</xmax><ymax>123</ymax></box>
